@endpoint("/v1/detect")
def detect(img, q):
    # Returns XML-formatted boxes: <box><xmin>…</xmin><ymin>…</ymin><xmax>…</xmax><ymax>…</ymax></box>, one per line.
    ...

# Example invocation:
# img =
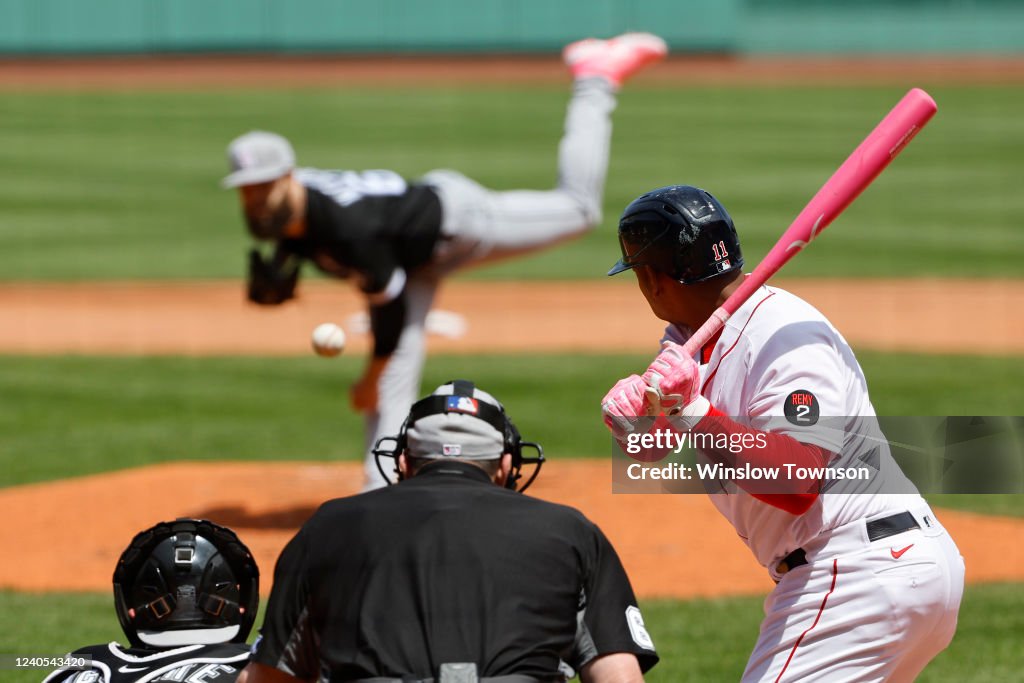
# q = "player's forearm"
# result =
<box><xmin>237</xmin><ymin>662</ymin><xmax>310</xmax><ymax>683</ymax></box>
<box><xmin>350</xmin><ymin>354</ymin><xmax>391</xmax><ymax>413</ymax></box>
<box><xmin>580</xmin><ymin>652</ymin><xmax>644</xmax><ymax>683</ymax></box>
<box><xmin>694</xmin><ymin>405</ymin><xmax>829</xmax><ymax>514</ymax></box>
<box><xmin>362</xmin><ymin>355</ymin><xmax>390</xmax><ymax>382</ymax></box>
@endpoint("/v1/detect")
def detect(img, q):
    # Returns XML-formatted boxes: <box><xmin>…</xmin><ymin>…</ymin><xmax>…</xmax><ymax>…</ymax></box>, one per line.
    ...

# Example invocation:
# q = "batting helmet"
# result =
<box><xmin>113</xmin><ymin>518</ymin><xmax>259</xmax><ymax>648</ymax></box>
<box><xmin>373</xmin><ymin>379</ymin><xmax>545</xmax><ymax>492</ymax></box>
<box><xmin>608</xmin><ymin>185</ymin><xmax>743</xmax><ymax>284</ymax></box>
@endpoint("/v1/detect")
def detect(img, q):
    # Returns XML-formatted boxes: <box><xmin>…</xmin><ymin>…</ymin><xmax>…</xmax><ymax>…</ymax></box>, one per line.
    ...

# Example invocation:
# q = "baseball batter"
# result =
<box><xmin>602</xmin><ymin>186</ymin><xmax>965</xmax><ymax>682</ymax></box>
<box><xmin>223</xmin><ymin>32</ymin><xmax>667</xmax><ymax>490</ymax></box>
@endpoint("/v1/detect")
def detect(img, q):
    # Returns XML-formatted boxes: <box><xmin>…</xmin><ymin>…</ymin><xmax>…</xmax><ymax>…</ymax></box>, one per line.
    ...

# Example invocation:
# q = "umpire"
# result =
<box><xmin>239</xmin><ymin>380</ymin><xmax>658</xmax><ymax>683</ymax></box>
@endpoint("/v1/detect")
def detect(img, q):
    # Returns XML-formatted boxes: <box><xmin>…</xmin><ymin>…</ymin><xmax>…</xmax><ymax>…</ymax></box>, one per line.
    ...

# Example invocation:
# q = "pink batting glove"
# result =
<box><xmin>601</xmin><ymin>374</ymin><xmax>647</xmax><ymax>437</ymax></box>
<box><xmin>641</xmin><ymin>341</ymin><xmax>710</xmax><ymax>426</ymax></box>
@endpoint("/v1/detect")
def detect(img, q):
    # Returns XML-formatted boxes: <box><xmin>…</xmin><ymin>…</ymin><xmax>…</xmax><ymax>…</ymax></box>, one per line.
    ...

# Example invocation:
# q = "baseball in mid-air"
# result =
<box><xmin>311</xmin><ymin>322</ymin><xmax>346</xmax><ymax>357</ymax></box>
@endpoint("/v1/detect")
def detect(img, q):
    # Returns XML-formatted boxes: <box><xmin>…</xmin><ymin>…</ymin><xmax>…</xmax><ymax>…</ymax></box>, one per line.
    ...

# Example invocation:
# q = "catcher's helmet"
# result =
<box><xmin>608</xmin><ymin>185</ymin><xmax>743</xmax><ymax>284</ymax></box>
<box><xmin>373</xmin><ymin>379</ymin><xmax>545</xmax><ymax>492</ymax></box>
<box><xmin>113</xmin><ymin>518</ymin><xmax>259</xmax><ymax>648</ymax></box>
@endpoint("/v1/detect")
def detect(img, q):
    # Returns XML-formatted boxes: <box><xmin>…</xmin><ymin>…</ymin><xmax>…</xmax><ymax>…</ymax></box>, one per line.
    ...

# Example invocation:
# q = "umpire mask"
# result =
<box><xmin>373</xmin><ymin>380</ymin><xmax>545</xmax><ymax>492</ymax></box>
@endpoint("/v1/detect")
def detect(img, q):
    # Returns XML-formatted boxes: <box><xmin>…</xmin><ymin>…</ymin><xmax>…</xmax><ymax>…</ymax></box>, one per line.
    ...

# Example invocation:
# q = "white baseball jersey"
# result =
<box><xmin>663</xmin><ymin>284</ymin><xmax>924</xmax><ymax>569</ymax></box>
<box><xmin>664</xmin><ymin>283</ymin><xmax>963</xmax><ymax>681</ymax></box>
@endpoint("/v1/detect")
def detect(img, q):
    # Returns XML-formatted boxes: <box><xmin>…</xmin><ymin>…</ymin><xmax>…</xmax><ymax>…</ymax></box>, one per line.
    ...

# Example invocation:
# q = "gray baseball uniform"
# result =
<box><xmin>361</xmin><ymin>78</ymin><xmax>616</xmax><ymax>487</ymax></box>
<box><xmin>232</xmin><ymin>78</ymin><xmax>616</xmax><ymax>489</ymax></box>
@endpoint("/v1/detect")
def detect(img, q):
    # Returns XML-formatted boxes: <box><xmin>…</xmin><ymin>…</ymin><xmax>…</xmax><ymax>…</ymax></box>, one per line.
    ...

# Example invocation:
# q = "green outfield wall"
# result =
<box><xmin>0</xmin><ymin>0</ymin><xmax>1021</xmax><ymax>55</ymax></box>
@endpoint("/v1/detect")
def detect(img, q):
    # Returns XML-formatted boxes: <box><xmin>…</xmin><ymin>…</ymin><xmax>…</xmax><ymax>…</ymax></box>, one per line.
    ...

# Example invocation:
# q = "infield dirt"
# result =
<box><xmin>3</xmin><ymin>53</ymin><xmax>1024</xmax><ymax>90</ymax></box>
<box><xmin>1</xmin><ymin>278</ymin><xmax>1021</xmax><ymax>356</ymax></box>
<box><xmin>2</xmin><ymin>460</ymin><xmax>1023</xmax><ymax>598</ymax></box>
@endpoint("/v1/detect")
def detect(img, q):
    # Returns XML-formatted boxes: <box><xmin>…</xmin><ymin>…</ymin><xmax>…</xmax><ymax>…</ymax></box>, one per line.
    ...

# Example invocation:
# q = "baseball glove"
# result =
<box><xmin>247</xmin><ymin>248</ymin><xmax>299</xmax><ymax>305</ymax></box>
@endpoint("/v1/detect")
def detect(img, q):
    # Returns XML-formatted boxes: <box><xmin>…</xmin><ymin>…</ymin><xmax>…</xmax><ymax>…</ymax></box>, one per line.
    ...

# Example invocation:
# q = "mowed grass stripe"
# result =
<box><xmin>0</xmin><ymin>582</ymin><xmax>1021</xmax><ymax>682</ymax></box>
<box><xmin>0</xmin><ymin>85</ymin><xmax>1021</xmax><ymax>280</ymax></box>
<box><xmin>1</xmin><ymin>352</ymin><xmax>1021</xmax><ymax>493</ymax></box>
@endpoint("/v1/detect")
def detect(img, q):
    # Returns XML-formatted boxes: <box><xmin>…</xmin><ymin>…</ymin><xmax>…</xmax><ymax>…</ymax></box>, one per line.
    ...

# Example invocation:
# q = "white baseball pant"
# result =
<box><xmin>742</xmin><ymin>503</ymin><xmax>964</xmax><ymax>682</ymax></box>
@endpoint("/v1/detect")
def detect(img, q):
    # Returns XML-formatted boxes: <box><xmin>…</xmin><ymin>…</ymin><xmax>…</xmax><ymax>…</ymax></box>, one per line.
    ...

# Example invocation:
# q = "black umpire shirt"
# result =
<box><xmin>275</xmin><ymin>168</ymin><xmax>442</xmax><ymax>358</ymax></box>
<box><xmin>252</xmin><ymin>461</ymin><xmax>659</xmax><ymax>681</ymax></box>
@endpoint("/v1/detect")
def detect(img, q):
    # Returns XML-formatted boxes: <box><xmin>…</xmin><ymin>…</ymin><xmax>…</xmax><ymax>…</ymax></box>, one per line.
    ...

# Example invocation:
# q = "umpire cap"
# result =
<box><xmin>608</xmin><ymin>185</ymin><xmax>743</xmax><ymax>284</ymax></box>
<box><xmin>406</xmin><ymin>382</ymin><xmax>509</xmax><ymax>461</ymax></box>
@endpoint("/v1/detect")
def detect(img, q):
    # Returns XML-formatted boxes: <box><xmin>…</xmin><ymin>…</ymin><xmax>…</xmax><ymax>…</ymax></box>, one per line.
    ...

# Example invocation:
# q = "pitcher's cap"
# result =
<box><xmin>406</xmin><ymin>383</ymin><xmax>506</xmax><ymax>460</ymax></box>
<box><xmin>222</xmin><ymin>131</ymin><xmax>295</xmax><ymax>189</ymax></box>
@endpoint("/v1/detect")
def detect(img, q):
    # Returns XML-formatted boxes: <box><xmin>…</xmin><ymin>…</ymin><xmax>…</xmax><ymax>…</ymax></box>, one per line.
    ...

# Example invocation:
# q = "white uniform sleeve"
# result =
<box><xmin>745</xmin><ymin>322</ymin><xmax>849</xmax><ymax>455</ymax></box>
<box><xmin>660</xmin><ymin>323</ymin><xmax>691</xmax><ymax>348</ymax></box>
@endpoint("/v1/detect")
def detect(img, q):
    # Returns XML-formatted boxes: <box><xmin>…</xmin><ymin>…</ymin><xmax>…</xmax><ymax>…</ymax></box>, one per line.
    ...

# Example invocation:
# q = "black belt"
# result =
<box><xmin>776</xmin><ymin>547</ymin><xmax>807</xmax><ymax>575</ymax></box>
<box><xmin>866</xmin><ymin>511</ymin><xmax>920</xmax><ymax>542</ymax></box>
<box><xmin>776</xmin><ymin>511</ymin><xmax>921</xmax><ymax>576</ymax></box>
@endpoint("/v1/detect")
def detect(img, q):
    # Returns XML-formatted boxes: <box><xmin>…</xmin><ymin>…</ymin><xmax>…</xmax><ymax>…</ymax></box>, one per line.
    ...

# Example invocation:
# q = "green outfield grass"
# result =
<box><xmin>0</xmin><ymin>85</ymin><xmax>1021</xmax><ymax>280</ymax></box>
<box><xmin>2</xmin><ymin>351</ymin><xmax>1022</xmax><ymax>512</ymax></box>
<box><xmin>2</xmin><ymin>582</ymin><xmax>1021</xmax><ymax>683</ymax></box>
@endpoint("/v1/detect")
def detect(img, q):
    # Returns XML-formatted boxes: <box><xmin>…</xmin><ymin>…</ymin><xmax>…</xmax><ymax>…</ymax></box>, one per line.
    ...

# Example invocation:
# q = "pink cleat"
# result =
<box><xmin>563</xmin><ymin>32</ymin><xmax>668</xmax><ymax>87</ymax></box>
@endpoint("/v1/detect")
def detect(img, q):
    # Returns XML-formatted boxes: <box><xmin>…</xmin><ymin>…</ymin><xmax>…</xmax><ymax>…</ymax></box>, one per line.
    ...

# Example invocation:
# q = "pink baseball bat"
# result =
<box><xmin>680</xmin><ymin>87</ymin><xmax>938</xmax><ymax>358</ymax></box>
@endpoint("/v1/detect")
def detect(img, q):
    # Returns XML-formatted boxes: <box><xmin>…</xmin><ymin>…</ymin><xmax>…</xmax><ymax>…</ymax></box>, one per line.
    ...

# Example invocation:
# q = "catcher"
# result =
<box><xmin>44</xmin><ymin>519</ymin><xmax>259</xmax><ymax>683</ymax></box>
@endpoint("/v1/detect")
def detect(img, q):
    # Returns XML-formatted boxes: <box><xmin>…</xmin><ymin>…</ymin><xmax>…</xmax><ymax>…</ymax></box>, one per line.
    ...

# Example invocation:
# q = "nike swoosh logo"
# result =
<box><xmin>891</xmin><ymin>544</ymin><xmax>914</xmax><ymax>559</ymax></box>
<box><xmin>118</xmin><ymin>666</ymin><xmax>147</xmax><ymax>673</ymax></box>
